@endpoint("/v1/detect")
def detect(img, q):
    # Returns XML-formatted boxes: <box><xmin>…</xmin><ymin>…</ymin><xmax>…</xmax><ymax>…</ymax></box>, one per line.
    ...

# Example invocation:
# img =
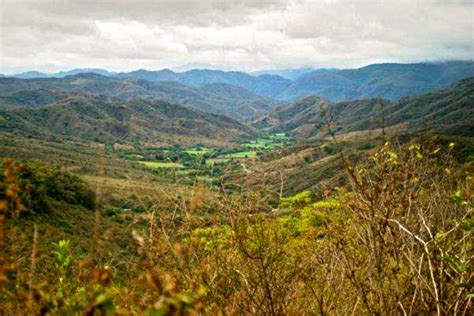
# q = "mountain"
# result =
<box><xmin>115</xmin><ymin>69</ymin><xmax>178</xmax><ymax>82</ymax></box>
<box><xmin>117</xmin><ymin>62</ymin><xmax>474</xmax><ymax>102</ymax></box>
<box><xmin>0</xmin><ymin>95</ymin><xmax>257</xmax><ymax>146</ymax></box>
<box><xmin>0</xmin><ymin>89</ymin><xmax>74</xmax><ymax>108</ymax></box>
<box><xmin>277</xmin><ymin>61</ymin><xmax>474</xmax><ymax>101</ymax></box>
<box><xmin>13</xmin><ymin>70</ymin><xmax>50</xmax><ymax>79</ymax></box>
<box><xmin>9</xmin><ymin>68</ymin><xmax>116</xmax><ymax>79</ymax></box>
<box><xmin>118</xmin><ymin>69</ymin><xmax>294</xmax><ymax>99</ymax></box>
<box><xmin>8</xmin><ymin>61</ymin><xmax>473</xmax><ymax>103</ymax></box>
<box><xmin>54</xmin><ymin>68</ymin><xmax>116</xmax><ymax>77</ymax></box>
<box><xmin>197</xmin><ymin>83</ymin><xmax>281</xmax><ymax>121</ymax></box>
<box><xmin>254</xmin><ymin>77</ymin><xmax>474</xmax><ymax>139</ymax></box>
<box><xmin>252</xmin><ymin>68</ymin><xmax>317</xmax><ymax>80</ymax></box>
<box><xmin>0</xmin><ymin>74</ymin><xmax>282</xmax><ymax>121</ymax></box>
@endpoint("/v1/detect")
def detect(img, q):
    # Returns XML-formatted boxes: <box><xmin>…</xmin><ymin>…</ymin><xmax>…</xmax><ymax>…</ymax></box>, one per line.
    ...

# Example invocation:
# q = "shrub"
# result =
<box><xmin>0</xmin><ymin>159</ymin><xmax>96</xmax><ymax>214</ymax></box>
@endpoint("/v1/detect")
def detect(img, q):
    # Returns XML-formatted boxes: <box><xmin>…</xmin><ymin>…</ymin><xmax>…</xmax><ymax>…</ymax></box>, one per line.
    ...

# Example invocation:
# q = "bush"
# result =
<box><xmin>0</xmin><ymin>159</ymin><xmax>96</xmax><ymax>214</ymax></box>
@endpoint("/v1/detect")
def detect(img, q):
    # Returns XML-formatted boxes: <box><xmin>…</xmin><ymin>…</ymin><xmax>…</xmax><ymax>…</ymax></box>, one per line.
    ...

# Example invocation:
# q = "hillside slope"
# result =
<box><xmin>277</xmin><ymin>61</ymin><xmax>474</xmax><ymax>101</ymax></box>
<box><xmin>0</xmin><ymin>74</ymin><xmax>281</xmax><ymax>121</ymax></box>
<box><xmin>254</xmin><ymin>77</ymin><xmax>474</xmax><ymax>139</ymax></box>
<box><xmin>0</xmin><ymin>95</ymin><xmax>257</xmax><ymax>146</ymax></box>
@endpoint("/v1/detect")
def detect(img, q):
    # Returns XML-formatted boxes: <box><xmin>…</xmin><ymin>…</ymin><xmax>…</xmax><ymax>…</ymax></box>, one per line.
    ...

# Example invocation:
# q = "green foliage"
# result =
<box><xmin>279</xmin><ymin>196</ymin><xmax>340</xmax><ymax>234</ymax></box>
<box><xmin>193</xmin><ymin>225</ymin><xmax>233</xmax><ymax>252</ymax></box>
<box><xmin>0</xmin><ymin>160</ymin><xmax>96</xmax><ymax>214</ymax></box>
<box><xmin>280</xmin><ymin>190</ymin><xmax>312</xmax><ymax>209</ymax></box>
<box><xmin>53</xmin><ymin>239</ymin><xmax>73</xmax><ymax>269</ymax></box>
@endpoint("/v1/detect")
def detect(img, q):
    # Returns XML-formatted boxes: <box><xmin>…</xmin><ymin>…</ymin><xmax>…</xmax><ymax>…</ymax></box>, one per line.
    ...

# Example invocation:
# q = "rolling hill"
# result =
<box><xmin>0</xmin><ymin>74</ymin><xmax>282</xmax><ymax>121</ymax></box>
<box><xmin>254</xmin><ymin>77</ymin><xmax>474</xmax><ymax>139</ymax></box>
<box><xmin>0</xmin><ymin>95</ymin><xmax>257</xmax><ymax>146</ymax></box>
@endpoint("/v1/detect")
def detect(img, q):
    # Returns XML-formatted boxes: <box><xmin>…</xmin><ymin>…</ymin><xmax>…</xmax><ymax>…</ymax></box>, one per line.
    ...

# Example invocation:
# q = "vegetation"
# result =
<box><xmin>254</xmin><ymin>77</ymin><xmax>474</xmax><ymax>139</ymax></box>
<box><xmin>0</xmin><ymin>68</ymin><xmax>473</xmax><ymax>315</ymax></box>
<box><xmin>11</xmin><ymin>61</ymin><xmax>472</xmax><ymax>103</ymax></box>
<box><xmin>138</xmin><ymin>161</ymin><xmax>184</xmax><ymax>169</ymax></box>
<box><xmin>0</xmin><ymin>96</ymin><xmax>257</xmax><ymax>146</ymax></box>
<box><xmin>277</xmin><ymin>61</ymin><xmax>474</xmax><ymax>101</ymax></box>
<box><xmin>0</xmin><ymin>73</ymin><xmax>282</xmax><ymax>121</ymax></box>
<box><xmin>0</xmin><ymin>140</ymin><xmax>472</xmax><ymax>314</ymax></box>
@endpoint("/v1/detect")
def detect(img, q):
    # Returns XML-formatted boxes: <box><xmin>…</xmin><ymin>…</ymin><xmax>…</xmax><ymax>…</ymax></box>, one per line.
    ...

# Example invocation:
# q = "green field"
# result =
<box><xmin>138</xmin><ymin>161</ymin><xmax>184</xmax><ymax>168</ymax></box>
<box><xmin>244</xmin><ymin>133</ymin><xmax>292</xmax><ymax>149</ymax></box>
<box><xmin>221</xmin><ymin>151</ymin><xmax>257</xmax><ymax>158</ymax></box>
<box><xmin>206</xmin><ymin>158</ymin><xmax>230</xmax><ymax>165</ymax></box>
<box><xmin>184</xmin><ymin>147</ymin><xmax>214</xmax><ymax>155</ymax></box>
<box><xmin>245</xmin><ymin>139</ymin><xmax>274</xmax><ymax>149</ymax></box>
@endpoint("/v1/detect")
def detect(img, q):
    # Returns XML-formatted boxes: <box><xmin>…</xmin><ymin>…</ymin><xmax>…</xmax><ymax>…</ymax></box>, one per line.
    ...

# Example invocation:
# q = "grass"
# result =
<box><xmin>138</xmin><ymin>161</ymin><xmax>184</xmax><ymax>169</ymax></box>
<box><xmin>196</xmin><ymin>176</ymin><xmax>216</xmax><ymax>183</ymax></box>
<box><xmin>221</xmin><ymin>151</ymin><xmax>257</xmax><ymax>158</ymax></box>
<box><xmin>244</xmin><ymin>133</ymin><xmax>292</xmax><ymax>150</ymax></box>
<box><xmin>184</xmin><ymin>147</ymin><xmax>214</xmax><ymax>155</ymax></box>
<box><xmin>245</xmin><ymin>139</ymin><xmax>274</xmax><ymax>149</ymax></box>
<box><xmin>206</xmin><ymin>158</ymin><xmax>230</xmax><ymax>165</ymax></box>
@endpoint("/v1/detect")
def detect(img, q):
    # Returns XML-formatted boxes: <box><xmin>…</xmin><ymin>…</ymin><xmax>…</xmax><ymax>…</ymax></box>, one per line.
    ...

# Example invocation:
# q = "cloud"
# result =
<box><xmin>0</xmin><ymin>0</ymin><xmax>472</xmax><ymax>73</ymax></box>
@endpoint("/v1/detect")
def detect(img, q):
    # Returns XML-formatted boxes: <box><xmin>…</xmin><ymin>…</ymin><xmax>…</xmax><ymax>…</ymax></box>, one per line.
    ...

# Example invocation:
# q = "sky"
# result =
<box><xmin>0</xmin><ymin>0</ymin><xmax>473</xmax><ymax>74</ymax></box>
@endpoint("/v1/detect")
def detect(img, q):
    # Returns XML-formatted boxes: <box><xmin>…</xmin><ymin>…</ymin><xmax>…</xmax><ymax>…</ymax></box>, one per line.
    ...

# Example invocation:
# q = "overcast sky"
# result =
<box><xmin>0</xmin><ymin>0</ymin><xmax>472</xmax><ymax>74</ymax></box>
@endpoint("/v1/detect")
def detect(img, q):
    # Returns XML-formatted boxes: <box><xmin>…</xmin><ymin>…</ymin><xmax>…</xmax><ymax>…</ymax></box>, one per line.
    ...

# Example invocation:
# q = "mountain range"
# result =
<box><xmin>1</xmin><ymin>62</ymin><xmax>473</xmax><ymax>148</ymax></box>
<box><xmin>0</xmin><ymin>74</ymin><xmax>281</xmax><ymax>121</ymax></box>
<box><xmin>4</xmin><ymin>61</ymin><xmax>473</xmax><ymax>103</ymax></box>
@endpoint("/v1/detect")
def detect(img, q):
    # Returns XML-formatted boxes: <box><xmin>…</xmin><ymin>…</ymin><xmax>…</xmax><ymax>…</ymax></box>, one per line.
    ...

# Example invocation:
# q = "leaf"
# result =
<box><xmin>457</xmin><ymin>264</ymin><xmax>466</xmax><ymax>273</ymax></box>
<box><xmin>450</xmin><ymin>190</ymin><xmax>463</xmax><ymax>205</ymax></box>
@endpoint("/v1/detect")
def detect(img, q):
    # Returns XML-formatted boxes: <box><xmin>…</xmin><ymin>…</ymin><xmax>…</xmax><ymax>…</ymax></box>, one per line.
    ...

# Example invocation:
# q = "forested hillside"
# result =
<box><xmin>0</xmin><ymin>95</ymin><xmax>256</xmax><ymax>146</ymax></box>
<box><xmin>254</xmin><ymin>77</ymin><xmax>474</xmax><ymax>139</ymax></box>
<box><xmin>277</xmin><ymin>61</ymin><xmax>474</xmax><ymax>101</ymax></box>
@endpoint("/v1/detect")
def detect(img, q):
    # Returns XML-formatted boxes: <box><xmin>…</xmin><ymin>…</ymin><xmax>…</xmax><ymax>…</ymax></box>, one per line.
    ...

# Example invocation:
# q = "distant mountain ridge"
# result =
<box><xmin>277</xmin><ymin>61</ymin><xmax>474</xmax><ymax>102</ymax></box>
<box><xmin>5</xmin><ymin>61</ymin><xmax>474</xmax><ymax>103</ymax></box>
<box><xmin>251</xmin><ymin>67</ymin><xmax>319</xmax><ymax>80</ymax></box>
<box><xmin>116</xmin><ymin>69</ymin><xmax>294</xmax><ymax>99</ymax></box>
<box><xmin>11</xmin><ymin>68</ymin><xmax>117</xmax><ymax>79</ymax></box>
<box><xmin>114</xmin><ymin>62</ymin><xmax>474</xmax><ymax>101</ymax></box>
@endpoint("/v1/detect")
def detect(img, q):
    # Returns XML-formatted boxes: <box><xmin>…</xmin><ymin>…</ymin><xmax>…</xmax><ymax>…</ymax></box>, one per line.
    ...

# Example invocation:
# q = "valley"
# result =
<box><xmin>1</xmin><ymin>62</ymin><xmax>473</xmax><ymax>315</ymax></box>
<box><xmin>2</xmin><ymin>1</ymin><xmax>474</xmax><ymax>313</ymax></box>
